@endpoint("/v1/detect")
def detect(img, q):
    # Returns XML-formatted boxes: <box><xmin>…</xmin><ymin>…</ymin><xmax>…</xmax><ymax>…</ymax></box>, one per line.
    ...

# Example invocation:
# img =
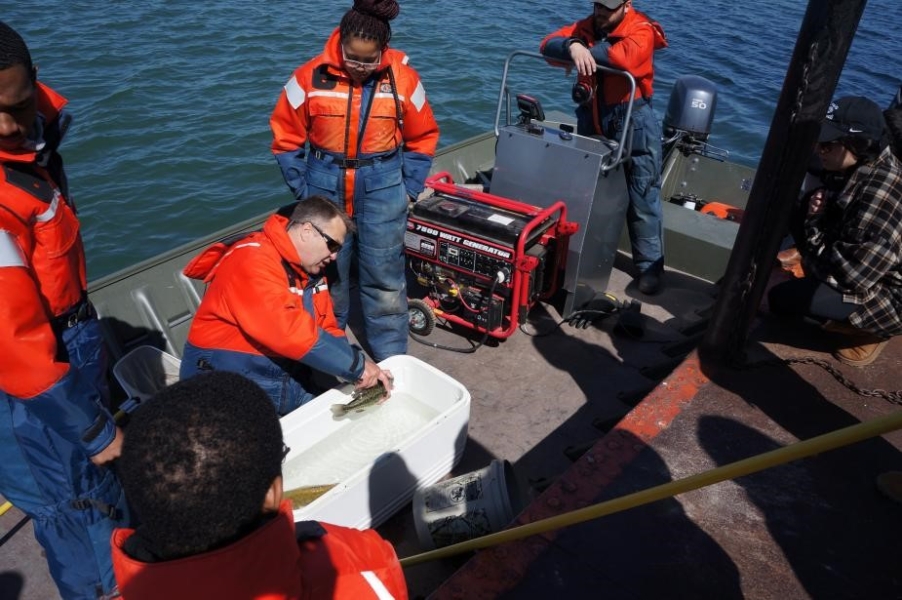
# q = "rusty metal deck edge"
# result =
<box><xmin>428</xmin><ymin>353</ymin><xmax>709</xmax><ymax>599</ymax></box>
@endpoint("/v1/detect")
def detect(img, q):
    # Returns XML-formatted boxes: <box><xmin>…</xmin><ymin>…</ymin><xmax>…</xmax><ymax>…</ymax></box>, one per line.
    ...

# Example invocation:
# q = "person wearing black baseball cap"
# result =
<box><xmin>540</xmin><ymin>0</ymin><xmax>668</xmax><ymax>295</ymax></box>
<box><xmin>816</xmin><ymin>96</ymin><xmax>888</xmax><ymax>171</ymax></box>
<box><xmin>769</xmin><ymin>95</ymin><xmax>902</xmax><ymax>367</ymax></box>
<box><xmin>819</xmin><ymin>96</ymin><xmax>886</xmax><ymax>142</ymax></box>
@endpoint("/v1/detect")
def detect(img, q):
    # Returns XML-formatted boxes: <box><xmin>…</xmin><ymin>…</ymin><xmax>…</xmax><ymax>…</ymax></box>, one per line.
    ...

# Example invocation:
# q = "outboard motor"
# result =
<box><xmin>663</xmin><ymin>75</ymin><xmax>718</xmax><ymax>142</ymax></box>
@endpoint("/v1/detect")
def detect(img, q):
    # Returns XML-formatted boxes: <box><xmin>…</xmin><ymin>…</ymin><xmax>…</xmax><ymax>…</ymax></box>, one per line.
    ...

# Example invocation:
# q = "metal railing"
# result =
<box><xmin>492</xmin><ymin>49</ymin><xmax>637</xmax><ymax>172</ymax></box>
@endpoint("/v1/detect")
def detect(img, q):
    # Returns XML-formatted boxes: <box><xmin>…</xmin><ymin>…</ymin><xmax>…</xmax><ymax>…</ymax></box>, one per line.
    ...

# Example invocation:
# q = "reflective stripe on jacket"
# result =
<box><xmin>183</xmin><ymin>211</ymin><xmax>363</xmax><ymax>382</ymax></box>
<box><xmin>0</xmin><ymin>82</ymin><xmax>86</xmax><ymax>398</ymax></box>
<box><xmin>111</xmin><ymin>500</ymin><xmax>409</xmax><ymax>599</ymax></box>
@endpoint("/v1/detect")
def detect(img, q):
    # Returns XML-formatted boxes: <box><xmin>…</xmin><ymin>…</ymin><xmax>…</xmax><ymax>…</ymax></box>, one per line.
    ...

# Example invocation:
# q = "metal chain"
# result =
<box><xmin>733</xmin><ymin>355</ymin><xmax>902</xmax><ymax>405</ymax></box>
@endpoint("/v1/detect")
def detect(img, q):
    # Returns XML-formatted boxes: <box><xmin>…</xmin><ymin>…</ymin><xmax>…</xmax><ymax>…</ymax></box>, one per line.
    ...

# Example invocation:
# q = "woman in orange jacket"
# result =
<box><xmin>270</xmin><ymin>0</ymin><xmax>439</xmax><ymax>362</ymax></box>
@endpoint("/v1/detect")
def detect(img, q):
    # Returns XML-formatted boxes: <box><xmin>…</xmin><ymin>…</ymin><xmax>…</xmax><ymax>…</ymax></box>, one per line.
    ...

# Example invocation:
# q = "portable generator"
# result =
<box><xmin>404</xmin><ymin>173</ymin><xmax>576</xmax><ymax>339</ymax></box>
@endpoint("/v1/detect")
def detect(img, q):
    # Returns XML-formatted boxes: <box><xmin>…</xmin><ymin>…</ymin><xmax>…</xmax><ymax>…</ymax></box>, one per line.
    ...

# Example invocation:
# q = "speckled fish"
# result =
<box><xmin>330</xmin><ymin>381</ymin><xmax>388</xmax><ymax>417</ymax></box>
<box><xmin>284</xmin><ymin>484</ymin><xmax>337</xmax><ymax>508</ymax></box>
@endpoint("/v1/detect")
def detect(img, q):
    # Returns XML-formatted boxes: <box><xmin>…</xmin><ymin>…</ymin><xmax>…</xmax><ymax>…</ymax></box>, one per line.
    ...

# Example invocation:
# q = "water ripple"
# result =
<box><xmin>4</xmin><ymin>0</ymin><xmax>900</xmax><ymax>277</ymax></box>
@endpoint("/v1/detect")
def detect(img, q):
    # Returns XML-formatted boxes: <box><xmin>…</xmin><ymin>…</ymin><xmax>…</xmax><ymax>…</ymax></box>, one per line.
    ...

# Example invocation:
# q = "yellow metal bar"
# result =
<box><xmin>400</xmin><ymin>409</ymin><xmax>902</xmax><ymax>567</ymax></box>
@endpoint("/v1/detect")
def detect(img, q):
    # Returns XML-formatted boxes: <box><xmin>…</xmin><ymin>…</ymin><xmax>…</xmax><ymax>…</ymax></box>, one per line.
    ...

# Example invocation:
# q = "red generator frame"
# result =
<box><xmin>404</xmin><ymin>172</ymin><xmax>577</xmax><ymax>339</ymax></box>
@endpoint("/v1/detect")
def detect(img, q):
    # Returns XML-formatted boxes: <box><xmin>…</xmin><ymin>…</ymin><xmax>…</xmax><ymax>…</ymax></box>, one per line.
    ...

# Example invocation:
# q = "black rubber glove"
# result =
<box><xmin>566</xmin><ymin>294</ymin><xmax>621</xmax><ymax>329</ymax></box>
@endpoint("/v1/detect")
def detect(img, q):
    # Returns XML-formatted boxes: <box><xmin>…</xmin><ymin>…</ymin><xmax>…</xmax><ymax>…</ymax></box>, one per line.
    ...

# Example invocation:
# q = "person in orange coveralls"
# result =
<box><xmin>541</xmin><ymin>0</ymin><xmax>668</xmax><ymax>295</ymax></box>
<box><xmin>0</xmin><ymin>20</ymin><xmax>130</xmax><ymax>599</ymax></box>
<box><xmin>180</xmin><ymin>197</ymin><xmax>392</xmax><ymax>415</ymax></box>
<box><xmin>270</xmin><ymin>0</ymin><xmax>439</xmax><ymax>361</ymax></box>
<box><xmin>112</xmin><ymin>371</ymin><xmax>408</xmax><ymax>600</ymax></box>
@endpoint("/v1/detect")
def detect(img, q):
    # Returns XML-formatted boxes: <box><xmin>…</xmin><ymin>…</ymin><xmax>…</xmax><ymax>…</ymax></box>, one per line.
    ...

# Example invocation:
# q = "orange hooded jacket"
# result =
<box><xmin>0</xmin><ymin>82</ymin><xmax>86</xmax><ymax>399</ymax></box>
<box><xmin>183</xmin><ymin>211</ymin><xmax>364</xmax><ymax>382</ymax></box>
<box><xmin>270</xmin><ymin>28</ymin><xmax>439</xmax><ymax>214</ymax></box>
<box><xmin>540</xmin><ymin>7</ymin><xmax>668</xmax><ymax>106</ymax></box>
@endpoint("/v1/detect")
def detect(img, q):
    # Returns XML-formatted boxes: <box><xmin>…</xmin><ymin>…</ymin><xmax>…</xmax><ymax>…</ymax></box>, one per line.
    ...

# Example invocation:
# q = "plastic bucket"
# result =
<box><xmin>412</xmin><ymin>459</ymin><xmax>519</xmax><ymax>550</ymax></box>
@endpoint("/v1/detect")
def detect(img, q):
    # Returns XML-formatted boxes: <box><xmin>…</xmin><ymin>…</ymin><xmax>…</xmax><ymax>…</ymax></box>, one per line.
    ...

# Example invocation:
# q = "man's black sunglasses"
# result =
<box><xmin>310</xmin><ymin>222</ymin><xmax>342</xmax><ymax>254</ymax></box>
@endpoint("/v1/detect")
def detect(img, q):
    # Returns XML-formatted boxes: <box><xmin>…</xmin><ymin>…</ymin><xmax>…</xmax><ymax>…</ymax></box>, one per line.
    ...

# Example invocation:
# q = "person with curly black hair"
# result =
<box><xmin>112</xmin><ymin>371</ymin><xmax>408</xmax><ymax>599</ymax></box>
<box><xmin>270</xmin><ymin>0</ymin><xmax>439</xmax><ymax>363</ymax></box>
<box><xmin>0</xmin><ymin>20</ymin><xmax>131</xmax><ymax>599</ymax></box>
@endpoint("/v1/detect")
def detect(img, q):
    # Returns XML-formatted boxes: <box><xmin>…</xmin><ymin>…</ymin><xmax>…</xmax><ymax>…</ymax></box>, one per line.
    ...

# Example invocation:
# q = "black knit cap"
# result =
<box><xmin>819</xmin><ymin>96</ymin><xmax>886</xmax><ymax>143</ymax></box>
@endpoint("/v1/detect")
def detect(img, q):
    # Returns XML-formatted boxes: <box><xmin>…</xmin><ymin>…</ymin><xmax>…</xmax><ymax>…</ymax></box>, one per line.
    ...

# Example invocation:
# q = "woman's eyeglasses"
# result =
<box><xmin>310</xmin><ymin>222</ymin><xmax>343</xmax><ymax>254</ymax></box>
<box><xmin>281</xmin><ymin>444</ymin><xmax>291</xmax><ymax>464</ymax></box>
<box><xmin>342</xmin><ymin>46</ymin><xmax>381</xmax><ymax>71</ymax></box>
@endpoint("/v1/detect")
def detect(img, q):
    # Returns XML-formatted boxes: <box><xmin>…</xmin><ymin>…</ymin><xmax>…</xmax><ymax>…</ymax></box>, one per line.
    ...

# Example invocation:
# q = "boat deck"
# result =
<box><xmin>2</xmin><ymin>260</ymin><xmax>900</xmax><ymax>599</ymax></box>
<box><xmin>401</xmin><ymin>266</ymin><xmax>902</xmax><ymax>599</ymax></box>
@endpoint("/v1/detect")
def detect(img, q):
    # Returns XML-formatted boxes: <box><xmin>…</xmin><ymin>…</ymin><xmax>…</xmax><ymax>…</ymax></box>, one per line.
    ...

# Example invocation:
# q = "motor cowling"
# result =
<box><xmin>663</xmin><ymin>75</ymin><xmax>718</xmax><ymax>141</ymax></box>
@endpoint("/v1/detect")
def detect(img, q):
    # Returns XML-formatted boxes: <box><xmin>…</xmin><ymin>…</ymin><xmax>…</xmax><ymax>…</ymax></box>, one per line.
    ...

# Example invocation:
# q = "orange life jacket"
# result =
<box><xmin>184</xmin><ymin>212</ymin><xmax>345</xmax><ymax>360</ymax></box>
<box><xmin>700</xmin><ymin>202</ymin><xmax>745</xmax><ymax>222</ymax></box>
<box><xmin>270</xmin><ymin>28</ymin><xmax>439</xmax><ymax>214</ymax></box>
<box><xmin>540</xmin><ymin>9</ymin><xmax>668</xmax><ymax>106</ymax></box>
<box><xmin>0</xmin><ymin>83</ymin><xmax>85</xmax><ymax>398</ymax></box>
<box><xmin>111</xmin><ymin>500</ymin><xmax>409</xmax><ymax>600</ymax></box>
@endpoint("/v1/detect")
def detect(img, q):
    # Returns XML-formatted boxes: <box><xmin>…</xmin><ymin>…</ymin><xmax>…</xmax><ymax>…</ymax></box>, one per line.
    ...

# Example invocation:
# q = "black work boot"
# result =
<box><xmin>637</xmin><ymin>263</ymin><xmax>663</xmax><ymax>295</ymax></box>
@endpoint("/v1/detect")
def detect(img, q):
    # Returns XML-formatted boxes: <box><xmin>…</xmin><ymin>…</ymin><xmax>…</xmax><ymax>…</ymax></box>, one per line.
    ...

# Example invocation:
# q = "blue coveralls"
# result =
<box><xmin>181</xmin><ymin>341</ymin><xmax>320</xmax><ymax>416</ymax></box>
<box><xmin>275</xmin><ymin>75</ymin><xmax>426</xmax><ymax>361</ymax></box>
<box><xmin>577</xmin><ymin>97</ymin><xmax>665</xmax><ymax>272</ymax></box>
<box><xmin>305</xmin><ymin>148</ymin><xmax>409</xmax><ymax>362</ymax></box>
<box><xmin>0</xmin><ymin>316</ymin><xmax>130</xmax><ymax>599</ymax></box>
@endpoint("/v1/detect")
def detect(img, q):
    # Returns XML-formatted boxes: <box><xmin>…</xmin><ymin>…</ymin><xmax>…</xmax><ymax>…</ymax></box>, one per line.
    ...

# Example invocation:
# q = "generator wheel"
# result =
<box><xmin>408</xmin><ymin>299</ymin><xmax>436</xmax><ymax>336</ymax></box>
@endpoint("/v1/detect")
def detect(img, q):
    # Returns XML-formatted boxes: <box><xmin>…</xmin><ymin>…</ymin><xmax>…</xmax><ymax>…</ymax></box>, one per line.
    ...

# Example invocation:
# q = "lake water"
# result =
<box><xmin>4</xmin><ymin>0</ymin><xmax>900</xmax><ymax>278</ymax></box>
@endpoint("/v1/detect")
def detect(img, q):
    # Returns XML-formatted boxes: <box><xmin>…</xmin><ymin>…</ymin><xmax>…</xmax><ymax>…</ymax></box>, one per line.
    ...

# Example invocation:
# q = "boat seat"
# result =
<box><xmin>113</xmin><ymin>345</ymin><xmax>182</xmax><ymax>401</ymax></box>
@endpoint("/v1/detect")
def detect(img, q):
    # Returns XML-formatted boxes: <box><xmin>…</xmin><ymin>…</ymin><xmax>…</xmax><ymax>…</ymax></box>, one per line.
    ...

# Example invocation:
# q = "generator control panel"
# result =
<box><xmin>405</xmin><ymin>192</ymin><xmax>552</xmax><ymax>287</ymax></box>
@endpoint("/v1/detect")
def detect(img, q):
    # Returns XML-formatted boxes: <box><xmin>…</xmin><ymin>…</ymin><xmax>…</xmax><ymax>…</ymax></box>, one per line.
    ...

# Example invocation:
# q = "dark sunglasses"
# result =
<box><xmin>309</xmin><ymin>222</ymin><xmax>342</xmax><ymax>254</ymax></box>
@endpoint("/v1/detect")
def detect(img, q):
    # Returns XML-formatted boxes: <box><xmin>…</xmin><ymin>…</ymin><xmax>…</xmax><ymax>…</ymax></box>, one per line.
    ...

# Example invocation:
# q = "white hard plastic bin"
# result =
<box><xmin>280</xmin><ymin>355</ymin><xmax>471</xmax><ymax>530</ymax></box>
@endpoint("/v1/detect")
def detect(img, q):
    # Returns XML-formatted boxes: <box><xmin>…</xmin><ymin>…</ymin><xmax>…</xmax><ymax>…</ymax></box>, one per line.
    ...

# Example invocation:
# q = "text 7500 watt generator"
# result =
<box><xmin>404</xmin><ymin>173</ymin><xmax>576</xmax><ymax>339</ymax></box>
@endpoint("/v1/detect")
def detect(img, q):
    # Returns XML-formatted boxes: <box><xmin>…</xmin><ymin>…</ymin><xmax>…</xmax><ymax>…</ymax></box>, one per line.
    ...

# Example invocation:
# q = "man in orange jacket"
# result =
<box><xmin>113</xmin><ymin>371</ymin><xmax>409</xmax><ymax>600</ymax></box>
<box><xmin>270</xmin><ymin>0</ymin><xmax>439</xmax><ymax>361</ymax></box>
<box><xmin>541</xmin><ymin>0</ymin><xmax>668</xmax><ymax>294</ymax></box>
<box><xmin>180</xmin><ymin>197</ymin><xmax>392</xmax><ymax>415</ymax></box>
<box><xmin>0</xmin><ymin>21</ymin><xmax>129</xmax><ymax>599</ymax></box>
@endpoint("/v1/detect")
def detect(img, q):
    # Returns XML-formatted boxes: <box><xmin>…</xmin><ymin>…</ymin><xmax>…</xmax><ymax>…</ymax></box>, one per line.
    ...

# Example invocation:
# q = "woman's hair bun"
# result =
<box><xmin>353</xmin><ymin>0</ymin><xmax>400</xmax><ymax>21</ymax></box>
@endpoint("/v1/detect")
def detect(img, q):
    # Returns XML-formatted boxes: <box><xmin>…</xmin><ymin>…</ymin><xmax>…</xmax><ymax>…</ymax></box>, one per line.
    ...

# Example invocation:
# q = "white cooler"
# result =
<box><xmin>279</xmin><ymin>355</ymin><xmax>471</xmax><ymax>529</ymax></box>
